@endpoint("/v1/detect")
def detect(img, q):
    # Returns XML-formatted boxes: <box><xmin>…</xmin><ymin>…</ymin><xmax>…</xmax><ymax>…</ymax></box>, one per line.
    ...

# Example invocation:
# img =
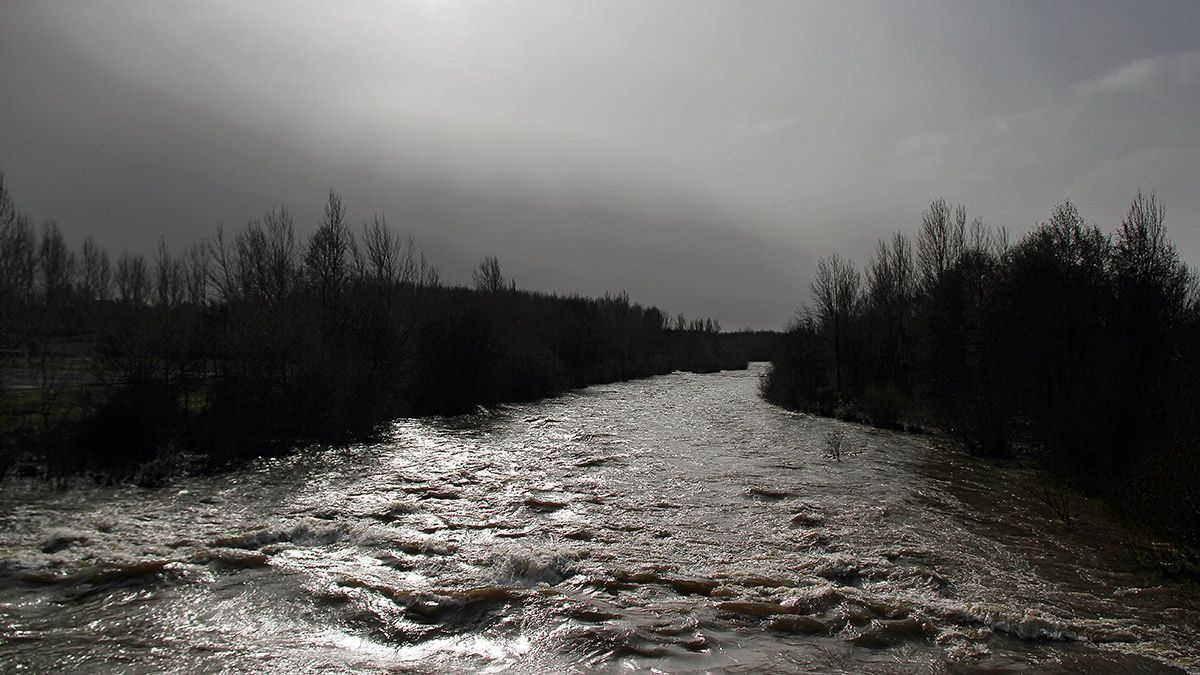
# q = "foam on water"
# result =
<box><xmin>1</xmin><ymin>365</ymin><xmax>1197</xmax><ymax>673</ymax></box>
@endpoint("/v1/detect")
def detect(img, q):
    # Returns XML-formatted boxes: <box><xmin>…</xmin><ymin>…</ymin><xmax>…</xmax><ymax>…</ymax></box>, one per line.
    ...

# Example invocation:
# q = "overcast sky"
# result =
<box><xmin>3</xmin><ymin>1</ymin><xmax>1198</xmax><ymax>329</ymax></box>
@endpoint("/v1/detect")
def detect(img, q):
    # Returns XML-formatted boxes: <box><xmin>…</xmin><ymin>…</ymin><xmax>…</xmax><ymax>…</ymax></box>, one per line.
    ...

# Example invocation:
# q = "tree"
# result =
<box><xmin>184</xmin><ymin>243</ymin><xmax>209</xmax><ymax>306</ymax></box>
<box><xmin>864</xmin><ymin>232</ymin><xmax>916</xmax><ymax>384</ymax></box>
<box><xmin>39</xmin><ymin>221</ymin><xmax>76</xmax><ymax>308</ymax></box>
<box><xmin>1112</xmin><ymin>191</ymin><xmax>1193</xmax><ymax>328</ymax></box>
<box><xmin>810</xmin><ymin>253</ymin><xmax>862</xmax><ymax>393</ymax></box>
<box><xmin>359</xmin><ymin>214</ymin><xmax>419</xmax><ymax>287</ymax></box>
<box><xmin>262</xmin><ymin>207</ymin><xmax>298</xmax><ymax>303</ymax></box>
<box><xmin>0</xmin><ymin>214</ymin><xmax>38</xmax><ymax>309</ymax></box>
<box><xmin>216</xmin><ymin>208</ymin><xmax>298</xmax><ymax>305</ymax></box>
<box><xmin>154</xmin><ymin>239</ymin><xmax>185</xmax><ymax>307</ymax></box>
<box><xmin>305</xmin><ymin>191</ymin><xmax>353</xmax><ymax>302</ymax></box>
<box><xmin>917</xmin><ymin>198</ymin><xmax>965</xmax><ymax>289</ymax></box>
<box><xmin>472</xmin><ymin>255</ymin><xmax>506</xmax><ymax>293</ymax></box>
<box><xmin>1109</xmin><ymin>191</ymin><xmax>1197</xmax><ymax>453</ymax></box>
<box><xmin>0</xmin><ymin>172</ymin><xmax>15</xmax><ymax>229</ymax></box>
<box><xmin>996</xmin><ymin>200</ymin><xmax>1111</xmax><ymax>470</ymax></box>
<box><xmin>115</xmin><ymin>254</ymin><xmax>149</xmax><ymax>306</ymax></box>
<box><xmin>417</xmin><ymin>250</ymin><xmax>440</xmax><ymax>288</ymax></box>
<box><xmin>80</xmin><ymin>238</ymin><xmax>112</xmax><ymax>302</ymax></box>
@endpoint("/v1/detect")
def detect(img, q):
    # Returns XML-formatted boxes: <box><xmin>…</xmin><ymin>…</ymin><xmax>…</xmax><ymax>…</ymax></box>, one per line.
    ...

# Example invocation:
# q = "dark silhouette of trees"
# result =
<box><xmin>115</xmin><ymin>254</ymin><xmax>149</xmax><ymax>306</ymax></box>
<box><xmin>917</xmin><ymin>198</ymin><xmax>965</xmax><ymax>290</ymax></box>
<box><xmin>764</xmin><ymin>193</ymin><xmax>1200</xmax><ymax>540</ymax></box>
<box><xmin>810</xmin><ymin>253</ymin><xmax>862</xmax><ymax>394</ymax></box>
<box><xmin>860</xmin><ymin>233</ymin><xmax>916</xmax><ymax>422</ymax></box>
<box><xmin>0</xmin><ymin>175</ymin><xmax>756</xmax><ymax>482</ymax></box>
<box><xmin>80</xmin><ymin>238</ymin><xmax>112</xmax><ymax>302</ymax></box>
<box><xmin>305</xmin><ymin>191</ymin><xmax>353</xmax><ymax>303</ymax></box>
<box><xmin>0</xmin><ymin>208</ymin><xmax>37</xmax><ymax>312</ymax></box>
<box><xmin>472</xmin><ymin>255</ymin><xmax>506</xmax><ymax>293</ymax></box>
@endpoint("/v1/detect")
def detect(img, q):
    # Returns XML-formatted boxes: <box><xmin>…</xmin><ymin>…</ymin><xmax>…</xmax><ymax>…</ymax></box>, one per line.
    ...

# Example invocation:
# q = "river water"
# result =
<box><xmin>2</xmin><ymin>364</ymin><xmax>1197</xmax><ymax>673</ymax></box>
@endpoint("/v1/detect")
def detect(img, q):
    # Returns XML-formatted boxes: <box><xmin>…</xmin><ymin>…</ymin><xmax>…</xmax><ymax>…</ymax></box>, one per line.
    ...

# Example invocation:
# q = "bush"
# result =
<box><xmin>65</xmin><ymin>376</ymin><xmax>180</xmax><ymax>478</ymax></box>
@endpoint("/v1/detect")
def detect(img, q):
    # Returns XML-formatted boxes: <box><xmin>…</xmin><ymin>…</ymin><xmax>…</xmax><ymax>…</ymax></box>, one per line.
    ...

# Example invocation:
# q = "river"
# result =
<box><xmin>1</xmin><ymin>364</ymin><xmax>1197</xmax><ymax>672</ymax></box>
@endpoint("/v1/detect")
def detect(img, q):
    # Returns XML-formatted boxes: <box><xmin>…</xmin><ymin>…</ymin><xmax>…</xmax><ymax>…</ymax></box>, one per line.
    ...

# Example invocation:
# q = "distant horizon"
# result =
<box><xmin>3</xmin><ymin>172</ymin><xmax>1191</xmax><ymax>332</ymax></box>
<box><xmin>3</xmin><ymin>1</ymin><xmax>1198</xmax><ymax>330</ymax></box>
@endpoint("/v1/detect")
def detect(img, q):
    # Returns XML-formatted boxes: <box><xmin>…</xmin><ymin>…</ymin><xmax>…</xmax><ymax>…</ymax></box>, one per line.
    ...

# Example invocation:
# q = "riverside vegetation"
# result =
<box><xmin>0</xmin><ymin>173</ymin><xmax>775</xmax><ymax>481</ymax></box>
<box><xmin>762</xmin><ymin>193</ymin><xmax>1200</xmax><ymax>548</ymax></box>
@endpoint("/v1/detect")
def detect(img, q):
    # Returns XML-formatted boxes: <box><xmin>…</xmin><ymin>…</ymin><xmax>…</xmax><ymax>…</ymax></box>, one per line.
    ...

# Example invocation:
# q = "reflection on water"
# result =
<box><xmin>1</xmin><ymin>364</ymin><xmax>1197</xmax><ymax>672</ymax></box>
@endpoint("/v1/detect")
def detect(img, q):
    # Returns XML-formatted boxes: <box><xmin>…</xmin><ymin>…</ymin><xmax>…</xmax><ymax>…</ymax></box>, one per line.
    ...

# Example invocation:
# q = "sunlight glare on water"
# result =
<box><xmin>1</xmin><ymin>364</ymin><xmax>1197</xmax><ymax>672</ymax></box>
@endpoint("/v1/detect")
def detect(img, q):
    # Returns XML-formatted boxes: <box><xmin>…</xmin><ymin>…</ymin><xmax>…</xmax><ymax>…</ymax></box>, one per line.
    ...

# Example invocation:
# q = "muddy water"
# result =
<box><xmin>1</xmin><ymin>364</ymin><xmax>1197</xmax><ymax>673</ymax></box>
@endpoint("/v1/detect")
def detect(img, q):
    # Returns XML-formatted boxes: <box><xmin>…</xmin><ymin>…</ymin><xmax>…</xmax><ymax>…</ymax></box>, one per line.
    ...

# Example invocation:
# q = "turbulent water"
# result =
<box><xmin>2</xmin><ymin>364</ymin><xmax>1198</xmax><ymax>673</ymax></box>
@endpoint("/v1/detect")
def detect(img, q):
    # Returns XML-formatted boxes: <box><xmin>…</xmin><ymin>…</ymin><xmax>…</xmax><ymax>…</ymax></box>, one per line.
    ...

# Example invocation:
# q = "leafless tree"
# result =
<box><xmin>234</xmin><ymin>219</ymin><xmax>269</xmax><ymax>300</ymax></box>
<box><xmin>917</xmin><ymin>198</ymin><xmax>966</xmax><ymax>289</ymax></box>
<box><xmin>305</xmin><ymin>191</ymin><xmax>353</xmax><ymax>302</ymax></box>
<box><xmin>359</xmin><ymin>214</ymin><xmax>419</xmax><ymax>286</ymax></box>
<box><xmin>1027</xmin><ymin>478</ymin><xmax>1073</xmax><ymax>525</ymax></box>
<box><xmin>811</xmin><ymin>253</ymin><xmax>862</xmax><ymax>391</ymax></box>
<box><xmin>823</xmin><ymin>429</ymin><xmax>853</xmax><ymax>462</ymax></box>
<box><xmin>262</xmin><ymin>207</ymin><xmax>298</xmax><ymax>303</ymax></box>
<box><xmin>0</xmin><ymin>172</ymin><xmax>15</xmax><ymax>229</ymax></box>
<box><xmin>867</xmin><ymin>232</ymin><xmax>916</xmax><ymax>311</ymax></box>
<box><xmin>184</xmin><ymin>242</ymin><xmax>209</xmax><ymax>306</ymax></box>
<box><xmin>39</xmin><ymin>221</ymin><xmax>76</xmax><ymax>307</ymax></box>
<box><xmin>115</xmin><ymin>253</ymin><xmax>148</xmax><ymax>306</ymax></box>
<box><xmin>865</xmin><ymin>232</ymin><xmax>916</xmax><ymax>380</ymax></box>
<box><xmin>207</xmin><ymin>224</ymin><xmax>237</xmax><ymax>303</ymax></box>
<box><xmin>80</xmin><ymin>238</ymin><xmax>112</xmax><ymax>301</ymax></box>
<box><xmin>222</xmin><ymin>208</ymin><xmax>298</xmax><ymax>305</ymax></box>
<box><xmin>154</xmin><ymin>239</ymin><xmax>185</xmax><ymax>307</ymax></box>
<box><xmin>1114</xmin><ymin>191</ymin><xmax>1195</xmax><ymax>321</ymax></box>
<box><xmin>0</xmin><ymin>214</ymin><xmax>38</xmax><ymax>309</ymax></box>
<box><xmin>417</xmin><ymin>250</ymin><xmax>440</xmax><ymax>288</ymax></box>
<box><xmin>472</xmin><ymin>254</ymin><xmax>506</xmax><ymax>293</ymax></box>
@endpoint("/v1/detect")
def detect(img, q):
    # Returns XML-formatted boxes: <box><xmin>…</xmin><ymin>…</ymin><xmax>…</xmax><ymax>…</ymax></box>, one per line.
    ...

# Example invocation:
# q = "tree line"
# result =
<box><xmin>0</xmin><ymin>173</ymin><xmax>761</xmax><ymax>482</ymax></box>
<box><xmin>763</xmin><ymin>193</ymin><xmax>1200</xmax><ymax>540</ymax></box>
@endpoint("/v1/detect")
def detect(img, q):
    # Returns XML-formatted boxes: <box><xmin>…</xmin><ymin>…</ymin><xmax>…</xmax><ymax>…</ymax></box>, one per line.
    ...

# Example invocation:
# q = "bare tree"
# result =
<box><xmin>1027</xmin><ymin>478</ymin><xmax>1073</xmax><ymax>525</ymax></box>
<box><xmin>80</xmin><ymin>238</ymin><xmax>112</xmax><ymax>301</ymax></box>
<box><xmin>223</xmin><ymin>209</ymin><xmax>298</xmax><ymax>305</ymax></box>
<box><xmin>823</xmin><ymin>429</ymin><xmax>848</xmax><ymax>462</ymax></box>
<box><xmin>184</xmin><ymin>243</ymin><xmax>209</xmax><ymax>306</ymax></box>
<box><xmin>207</xmin><ymin>224</ymin><xmax>237</xmax><ymax>303</ymax></box>
<box><xmin>472</xmin><ymin>254</ymin><xmax>506</xmax><ymax>293</ymax></box>
<box><xmin>234</xmin><ymin>219</ymin><xmax>269</xmax><ymax>301</ymax></box>
<box><xmin>262</xmin><ymin>207</ymin><xmax>298</xmax><ymax>303</ymax></box>
<box><xmin>417</xmin><ymin>250</ymin><xmax>440</xmax><ymax>288</ymax></box>
<box><xmin>360</xmin><ymin>214</ymin><xmax>418</xmax><ymax>286</ymax></box>
<box><xmin>1114</xmin><ymin>191</ymin><xmax>1194</xmax><ymax>321</ymax></box>
<box><xmin>305</xmin><ymin>191</ymin><xmax>353</xmax><ymax>301</ymax></box>
<box><xmin>810</xmin><ymin>253</ymin><xmax>862</xmax><ymax>392</ymax></box>
<box><xmin>917</xmin><ymin>198</ymin><xmax>966</xmax><ymax>289</ymax></box>
<box><xmin>39</xmin><ymin>221</ymin><xmax>76</xmax><ymax>307</ymax></box>
<box><xmin>0</xmin><ymin>172</ymin><xmax>15</xmax><ymax>229</ymax></box>
<box><xmin>865</xmin><ymin>232</ymin><xmax>916</xmax><ymax>381</ymax></box>
<box><xmin>115</xmin><ymin>253</ymin><xmax>149</xmax><ymax>306</ymax></box>
<box><xmin>154</xmin><ymin>239</ymin><xmax>185</xmax><ymax>307</ymax></box>
<box><xmin>866</xmin><ymin>232</ymin><xmax>916</xmax><ymax>311</ymax></box>
<box><xmin>0</xmin><ymin>214</ymin><xmax>39</xmax><ymax>309</ymax></box>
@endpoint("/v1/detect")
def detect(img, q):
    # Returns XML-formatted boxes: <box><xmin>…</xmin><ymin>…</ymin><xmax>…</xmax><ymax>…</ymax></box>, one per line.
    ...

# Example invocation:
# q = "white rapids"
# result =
<box><xmin>1</xmin><ymin>364</ymin><xmax>1197</xmax><ymax>672</ymax></box>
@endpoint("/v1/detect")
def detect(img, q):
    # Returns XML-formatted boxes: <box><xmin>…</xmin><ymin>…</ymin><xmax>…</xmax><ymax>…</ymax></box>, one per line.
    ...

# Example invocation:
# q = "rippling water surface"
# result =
<box><xmin>2</xmin><ymin>364</ymin><xmax>1198</xmax><ymax>672</ymax></box>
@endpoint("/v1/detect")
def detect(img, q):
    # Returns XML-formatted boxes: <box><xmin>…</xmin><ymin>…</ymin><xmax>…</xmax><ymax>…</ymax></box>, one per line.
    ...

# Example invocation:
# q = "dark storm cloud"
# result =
<box><xmin>2</xmin><ymin>1</ymin><xmax>1199</xmax><ymax>329</ymax></box>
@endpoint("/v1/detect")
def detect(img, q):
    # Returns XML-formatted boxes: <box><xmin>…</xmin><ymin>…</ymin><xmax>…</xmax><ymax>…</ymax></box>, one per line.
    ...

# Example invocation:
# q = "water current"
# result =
<box><xmin>2</xmin><ymin>364</ymin><xmax>1198</xmax><ymax>672</ymax></box>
